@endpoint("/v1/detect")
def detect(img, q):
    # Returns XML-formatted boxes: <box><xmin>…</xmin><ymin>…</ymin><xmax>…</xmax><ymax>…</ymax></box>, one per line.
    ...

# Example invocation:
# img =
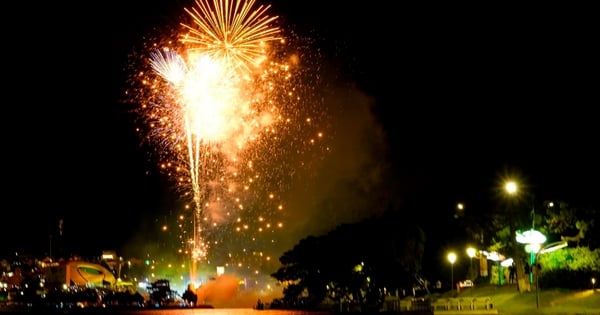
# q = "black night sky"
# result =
<box><xmin>3</xmin><ymin>0</ymin><xmax>598</xmax><ymax>278</ymax></box>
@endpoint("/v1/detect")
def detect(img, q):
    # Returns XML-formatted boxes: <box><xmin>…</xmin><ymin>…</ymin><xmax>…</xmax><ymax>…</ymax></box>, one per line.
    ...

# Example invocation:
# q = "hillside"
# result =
<box><xmin>432</xmin><ymin>283</ymin><xmax>600</xmax><ymax>315</ymax></box>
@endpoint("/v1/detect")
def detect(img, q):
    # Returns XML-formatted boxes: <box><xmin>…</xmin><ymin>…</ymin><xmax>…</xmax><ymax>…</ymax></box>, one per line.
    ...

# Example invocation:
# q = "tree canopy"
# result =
<box><xmin>271</xmin><ymin>211</ymin><xmax>426</xmax><ymax>311</ymax></box>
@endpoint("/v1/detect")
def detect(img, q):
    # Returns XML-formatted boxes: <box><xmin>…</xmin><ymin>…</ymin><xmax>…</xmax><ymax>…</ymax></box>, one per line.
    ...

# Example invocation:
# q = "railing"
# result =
<box><xmin>382</xmin><ymin>296</ymin><xmax>432</xmax><ymax>312</ymax></box>
<box><xmin>431</xmin><ymin>297</ymin><xmax>497</xmax><ymax>314</ymax></box>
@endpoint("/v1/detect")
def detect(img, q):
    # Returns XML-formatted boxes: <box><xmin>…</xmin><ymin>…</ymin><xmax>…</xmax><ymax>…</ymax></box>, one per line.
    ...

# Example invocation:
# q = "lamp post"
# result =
<box><xmin>504</xmin><ymin>180</ymin><xmax>526</xmax><ymax>289</ymax></box>
<box><xmin>467</xmin><ymin>247</ymin><xmax>476</xmax><ymax>279</ymax></box>
<box><xmin>505</xmin><ymin>180</ymin><xmax>538</xmax><ymax>284</ymax></box>
<box><xmin>448</xmin><ymin>252</ymin><xmax>457</xmax><ymax>292</ymax></box>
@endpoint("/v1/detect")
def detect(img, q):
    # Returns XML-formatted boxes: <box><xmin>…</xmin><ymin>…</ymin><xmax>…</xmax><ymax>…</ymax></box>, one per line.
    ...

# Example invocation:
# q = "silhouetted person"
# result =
<box><xmin>509</xmin><ymin>263</ymin><xmax>516</xmax><ymax>284</ymax></box>
<box><xmin>182</xmin><ymin>284</ymin><xmax>197</xmax><ymax>307</ymax></box>
<box><xmin>256</xmin><ymin>299</ymin><xmax>264</xmax><ymax>310</ymax></box>
<box><xmin>534</xmin><ymin>263</ymin><xmax>542</xmax><ymax>285</ymax></box>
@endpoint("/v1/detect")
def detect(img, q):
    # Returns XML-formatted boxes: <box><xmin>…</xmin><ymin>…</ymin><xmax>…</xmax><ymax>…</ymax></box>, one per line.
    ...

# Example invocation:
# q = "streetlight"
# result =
<box><xmin>467</xmin><ymin>247</ymin><xmax>476</xmax><ymax>279</ymax></box>
<box><xmin>592</xmin><ymin>278</ymin><xmax>596</xmax><ymax>291</ymax></box>
<box><xmin>505</xmin><ymin>181</ymin><xmax>517</xmax><ymax>195</ymax></box>
<box><xmin>505</xmin><ymin>180</ymin><xmax>539</xmax><ymax>285</ymax></box>
<box><xmin>448</xmin><ymin>252</ymin><xmax>457</xmax><ymax>292</ymax></box>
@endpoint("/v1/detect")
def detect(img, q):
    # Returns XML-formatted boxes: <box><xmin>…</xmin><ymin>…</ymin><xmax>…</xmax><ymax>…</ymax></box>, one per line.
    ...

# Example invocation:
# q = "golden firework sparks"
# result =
<box><xmin>142</xmin><ymin>0</ymin><xmax>285</xmax><ymax>284</ymax></box>
<box><xmin>128</xmin><ymin>0</ymin><xmax>326</xmax><ymax>289</ymax></box>
<box><xmin>181</xmin><ymin>0</ymin><xmax>282</xmax><ymax>75</ymax></box>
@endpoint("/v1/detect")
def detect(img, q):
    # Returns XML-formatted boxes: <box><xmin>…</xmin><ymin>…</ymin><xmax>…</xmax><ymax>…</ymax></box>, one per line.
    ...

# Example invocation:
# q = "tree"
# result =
<box><xmin>544</xmin><ymin>201</ymin><xmax>597</xmax><ymax>248</ymax></box>
<box><xmin>489</xmin><ymin>182</ymin><xmax>599</xmax><ymax>293</ymax></box>
<box><xmin>271</xmin><ymin>211</ymin><xmax>426</xmax><ymax>311</ymax></box>
<box><xmin>490</xmin><ymin>195</ymin><xmax>531</xmax><ymax>292</ymax></box>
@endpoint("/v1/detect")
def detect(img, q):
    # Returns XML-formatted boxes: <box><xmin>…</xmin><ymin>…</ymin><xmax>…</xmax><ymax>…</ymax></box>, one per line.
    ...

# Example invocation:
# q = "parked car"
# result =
<box><xmin>458</xmin><ymin>280</ymin><xmax>474</xmax><ymax>288</ymax></box>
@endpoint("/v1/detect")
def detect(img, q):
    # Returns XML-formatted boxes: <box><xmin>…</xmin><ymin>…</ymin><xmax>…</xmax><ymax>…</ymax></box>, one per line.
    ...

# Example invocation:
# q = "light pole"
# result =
<box><xmin>504</xmin><ymin>180</ymin><xmax>526</xmax><ymax>290</ymax></box>
<box><xmin>467</xmin><ymin>247</ymin><xmax>476</xmax><ymax>279</ymax></box>
<box><xmin>448</xmin><ymin>252</ymin><xmax>457</xmax><ymax>292</ymax></box>
<box><xmin>505</xmin><ymin>180</ymin><xmax>539</xmax><ymax>284</ymax></box>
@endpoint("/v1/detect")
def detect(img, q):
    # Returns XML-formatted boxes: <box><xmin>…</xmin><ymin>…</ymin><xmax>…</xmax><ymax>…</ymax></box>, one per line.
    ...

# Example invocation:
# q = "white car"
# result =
<box><xmin>459</xmin><ymin>280</ymin><xmax>474</xmax><ymax>288</ymax></box>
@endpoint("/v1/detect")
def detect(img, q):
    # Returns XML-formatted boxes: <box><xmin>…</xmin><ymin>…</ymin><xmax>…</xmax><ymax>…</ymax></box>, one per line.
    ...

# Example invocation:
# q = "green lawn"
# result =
<box><xmin>432</xmin><ymin>283</ymin><xmax>600</xmax><ymax>315</ymax></box>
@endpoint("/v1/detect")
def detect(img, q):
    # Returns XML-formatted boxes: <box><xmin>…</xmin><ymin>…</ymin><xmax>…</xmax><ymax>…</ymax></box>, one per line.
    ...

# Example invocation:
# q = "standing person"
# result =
<box><xmin>534</xmin><ymin>263</ymin><xmax>542</xmax><ymax>286</ymax></box>
<box><xmin>524</xmin><ymin>261</ymin><xmax>532</xmax><ymax>291</ymax></box>
<box><xmin>182</xmin><ymin>283</ymin><xmax>197</xmax><ymax>307</ymax></box>
<box><xmin>256</xmin><ymin>299</ymin><xmax>264</xmax><ymax>310</ymax></box>
<box><xmin>509</xmin><ymin>263</ymin><xmax>516</xmax><ymax>284</ymax></box>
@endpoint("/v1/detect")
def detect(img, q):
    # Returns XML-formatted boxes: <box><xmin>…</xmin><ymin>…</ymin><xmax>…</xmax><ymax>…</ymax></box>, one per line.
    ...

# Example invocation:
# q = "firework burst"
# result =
<box><xmin>181</xmin><ymin>0</ymin><xmax>282</xmax><ymax>75</ymax></box>
<box><xmin>127</xmin><ymin>0</ymin><xmax>326</xmax><ymax>287</ymax></box>
<box><xmin>136</xmin><ymin>0</ymin><xmax>286</xmax><ymax>282</ymax></box>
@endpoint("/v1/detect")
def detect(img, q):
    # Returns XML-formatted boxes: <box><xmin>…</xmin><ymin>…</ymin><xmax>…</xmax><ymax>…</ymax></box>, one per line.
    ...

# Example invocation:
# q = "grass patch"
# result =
<box><xmin>429</xmin><ymin>283</ymin><xmax>600</xmax><ymax>314</ymax></box>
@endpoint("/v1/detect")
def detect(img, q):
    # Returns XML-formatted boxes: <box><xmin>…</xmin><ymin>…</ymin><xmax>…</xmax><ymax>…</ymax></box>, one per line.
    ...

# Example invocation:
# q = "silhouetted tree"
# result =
<box><xmin>271</xmin><ymin>211</ymin><xmax>425</xmax><ymax>310</ymax></box>
<box><xmin>544</xmin><ymin>201</ymin><xmax>597</xmax><ymax>248</ymax></box>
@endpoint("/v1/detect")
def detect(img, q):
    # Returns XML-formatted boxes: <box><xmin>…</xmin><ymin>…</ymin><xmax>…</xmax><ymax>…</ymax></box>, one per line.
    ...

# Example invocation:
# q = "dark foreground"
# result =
<box><xmin>3</xmin><ymin>285</ymin><xmax>598</xmax><ymax>315</ymax></box>
<box><xmin>0</xmin><ymin>305</ymin><xmax>340</xmax><ymax>315</ymax></box>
